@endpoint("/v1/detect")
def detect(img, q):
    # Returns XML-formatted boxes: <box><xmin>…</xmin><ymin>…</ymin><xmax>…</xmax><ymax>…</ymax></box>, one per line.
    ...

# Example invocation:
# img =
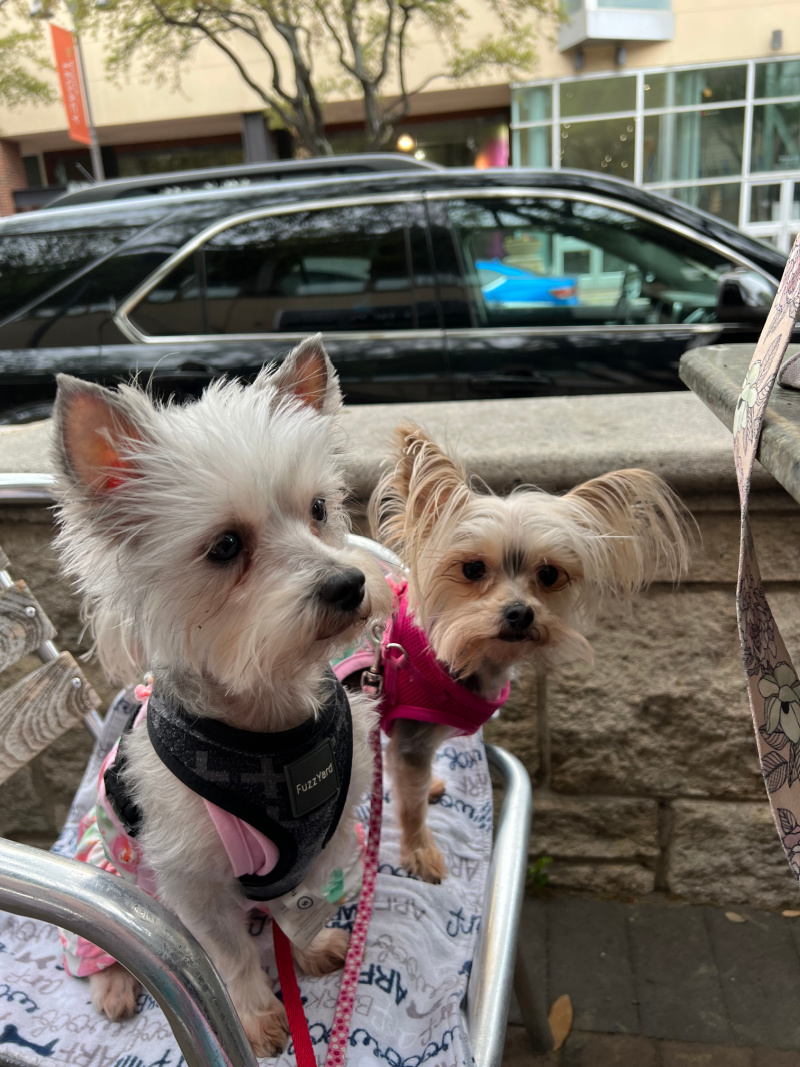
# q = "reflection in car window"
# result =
<box><xmin>0</xmin><ymin>228</ymin><xmax>137</xmax><ymax>322</ymax></box>
<box><xmin>129</xmin><ymin>203</ymin><xmax>416</xmax><ymax>336</ymax></box>
<box><xmin>446</xmin><ymin>197</ymin><xmax>738</xmax><ymax>328</ymax></box>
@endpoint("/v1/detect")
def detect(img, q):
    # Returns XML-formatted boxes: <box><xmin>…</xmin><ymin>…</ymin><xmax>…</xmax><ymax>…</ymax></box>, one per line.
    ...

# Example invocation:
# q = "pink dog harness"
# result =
<box><xmin>335</xmin><ymin>579</ymin><xmax>510</xmax><ymax>734</ymax></box>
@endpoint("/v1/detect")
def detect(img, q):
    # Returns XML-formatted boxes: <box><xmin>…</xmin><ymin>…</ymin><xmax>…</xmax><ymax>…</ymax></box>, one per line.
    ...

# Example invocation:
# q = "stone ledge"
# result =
<box><xmin>0</xmin><ymin>379</ymin><xmax>781</xmax><ymax>498</ymax></box>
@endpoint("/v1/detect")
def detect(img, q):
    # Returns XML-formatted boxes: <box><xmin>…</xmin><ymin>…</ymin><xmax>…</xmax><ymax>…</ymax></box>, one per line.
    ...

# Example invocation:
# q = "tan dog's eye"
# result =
<box><xmin>462</xmin><ymin>560</ymin><xmax>486</xmax><ymax>581</ymax></box>
<box><xmin>537</xmin><ymin>564</ymin><xmax>569</xmax><ymax>591</ymax></box>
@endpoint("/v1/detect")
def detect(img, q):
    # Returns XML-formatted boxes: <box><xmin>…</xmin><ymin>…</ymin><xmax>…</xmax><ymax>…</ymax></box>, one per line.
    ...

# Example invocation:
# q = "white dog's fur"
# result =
<box><xmin>53</xmin><ymin>337</ymin><xmax>391</xmax><ymax>1054</ymax></box>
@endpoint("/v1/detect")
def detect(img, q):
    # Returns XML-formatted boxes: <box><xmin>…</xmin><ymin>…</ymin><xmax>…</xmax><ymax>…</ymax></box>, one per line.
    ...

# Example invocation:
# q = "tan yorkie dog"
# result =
<box><xmin>53</xmin><ymin>337</ymin><xmax>391</xmax><ymax>1055</ymax></box>
<box><xmin>369</xmin><ymin>422</ymin><xmax>691</xmax><ymax>884</ymax></box>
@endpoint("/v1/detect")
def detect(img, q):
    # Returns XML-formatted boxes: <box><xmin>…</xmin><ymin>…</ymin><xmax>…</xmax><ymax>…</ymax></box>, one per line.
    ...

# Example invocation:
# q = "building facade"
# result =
<box><xmin>0</xmin><ymin>0</ymin><xmax>798</xmax><ymax>246</ymax></box>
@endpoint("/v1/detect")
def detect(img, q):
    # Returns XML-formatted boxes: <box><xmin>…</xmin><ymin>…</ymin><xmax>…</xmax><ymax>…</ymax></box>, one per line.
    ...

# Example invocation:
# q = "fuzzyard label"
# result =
<box><xmin>285</xmin><ymin>739</ymin><xmax>340</xmax><ymax>817</ymax></box>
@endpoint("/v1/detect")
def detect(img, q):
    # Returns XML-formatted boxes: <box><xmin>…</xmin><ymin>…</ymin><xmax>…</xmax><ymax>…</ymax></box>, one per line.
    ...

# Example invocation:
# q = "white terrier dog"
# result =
<box><xmin>53</xmin><ymin>337</ymin><xmax>389</xmax><ymax>1055</ymax></box>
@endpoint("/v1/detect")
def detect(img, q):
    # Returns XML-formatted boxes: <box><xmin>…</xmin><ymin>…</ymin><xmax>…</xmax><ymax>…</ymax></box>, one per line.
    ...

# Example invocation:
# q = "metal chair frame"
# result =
<box><xmin>0</xmin><ymin>474</ymin><xmax>534</xmax><ymax>1067</ymax></box>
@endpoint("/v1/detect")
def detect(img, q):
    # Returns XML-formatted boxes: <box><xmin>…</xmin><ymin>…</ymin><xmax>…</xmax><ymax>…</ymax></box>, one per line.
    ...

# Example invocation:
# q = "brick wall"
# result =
<box><xmin>0</xmin><ymin>140</ymin><xmax>26</xmax><ymax>216</ymax></box>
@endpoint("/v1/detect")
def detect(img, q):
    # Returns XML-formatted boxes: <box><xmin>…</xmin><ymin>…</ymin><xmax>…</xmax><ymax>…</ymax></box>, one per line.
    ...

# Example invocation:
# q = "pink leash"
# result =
<box><xmin>273</xmin><ymin>725</ymin><xmax>383</xmax><ymax>1066</ymax></box>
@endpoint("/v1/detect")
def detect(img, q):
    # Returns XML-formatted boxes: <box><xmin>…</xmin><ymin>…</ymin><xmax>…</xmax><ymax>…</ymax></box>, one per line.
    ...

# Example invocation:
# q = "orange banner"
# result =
<box><xmin>50</xmin><ymin>24</ymin><xmax>91</xmax><ymax>146</ymax></box>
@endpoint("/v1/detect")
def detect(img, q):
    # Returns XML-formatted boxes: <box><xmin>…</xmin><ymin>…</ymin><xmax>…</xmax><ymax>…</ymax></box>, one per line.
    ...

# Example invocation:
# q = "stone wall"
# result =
<box><xmin>2</xmin><ymin>384</ymin><xmax>799</xmax><ymax>908</ymax></box>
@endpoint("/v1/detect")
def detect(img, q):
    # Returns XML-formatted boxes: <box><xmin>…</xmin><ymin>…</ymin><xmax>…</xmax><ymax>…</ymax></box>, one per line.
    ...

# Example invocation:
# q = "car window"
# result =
<box><xmin>0</xmin><ymin>228</ymin><xmax>138</xmax><ymax>323</ymax></box>
<box><xmin>128</xmin><ymin>202</ymin><xmax>418</xmax><ymax>336</ymax></box>
<box><xmin>445</xmin><ymin>196</ymin><xmax>740</xmax><ymax>328</ymax></box>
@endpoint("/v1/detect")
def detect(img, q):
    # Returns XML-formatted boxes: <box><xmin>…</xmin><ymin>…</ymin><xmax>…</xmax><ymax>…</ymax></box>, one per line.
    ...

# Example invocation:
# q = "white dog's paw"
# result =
<box><xmin>293</xmin><ymin>927</ymin><xmax>350</xmax><ymax>976</ymax></box>
<box><xmin>241</xmin><ymin>1001</ymin><xmax>290</xmax><ymax>1057</ymax></box>
<box><xmin>89</xmin><ymin>963</ymin><xmax>140</xmax><ymax>1020</ymax></box>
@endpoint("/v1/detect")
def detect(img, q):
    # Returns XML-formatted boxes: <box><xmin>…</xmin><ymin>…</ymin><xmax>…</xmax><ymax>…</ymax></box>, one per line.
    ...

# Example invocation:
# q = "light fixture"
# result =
<box><xmin>771</xmin><ymin>29</ymin><xmax>783</xmax><ymax>51</ymax></box>
<box><xmin>615</xmin><ymin>44</ymin><xmax>627</xmax><ymax>67</ymax></box>
<box><xmin>702</xmin><ymin>86</ymin><xmax>713</xmax><ymax>100</ymax></box>
<box><xmin>396</xmin><ymin>133</ymin><xmax>415</xmax><ymax>152</ymax></box>
<box><xmin>572</xmin><ymin>49</ymin><xmax>584</xmax><ymax>73</ymax></box>
<box><xmin>413</xmin><ymin>149</ymin><xmax>426</xmax><ymax>160</ymax></box>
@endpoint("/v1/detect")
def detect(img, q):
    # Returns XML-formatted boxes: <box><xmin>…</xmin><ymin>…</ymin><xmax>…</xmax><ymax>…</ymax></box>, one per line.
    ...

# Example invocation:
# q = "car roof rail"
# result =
<box><xmin>48</xmin><ymin>154</ymin><xmax>441</xmax><ymax>208</ymax></box>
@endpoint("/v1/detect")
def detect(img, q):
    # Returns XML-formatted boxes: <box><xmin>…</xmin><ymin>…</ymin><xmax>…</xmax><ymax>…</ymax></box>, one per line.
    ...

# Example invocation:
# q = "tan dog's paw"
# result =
<box><xmin>89</xmin><ymin>963</ymin><xmax>140</xmax><ymax>1020</ymax></box>
<box><xmin>402</xmin><ymin>839</ymin><xmax>447</xmax><ymax>884</ymax></box>
<box><xmin>294</xmin><ymin>927</ymin><xmax>350</xmax><ymax>976</ymax></box>
<box><xmin>428</xmin><ymin>777</ymin><xmax>446</xmax><ymax>801</ymax></box>
<box><xmin>242</xmin><ymin>1002</ymin><xmax>290</xmax><ymax>1058</ymax></box>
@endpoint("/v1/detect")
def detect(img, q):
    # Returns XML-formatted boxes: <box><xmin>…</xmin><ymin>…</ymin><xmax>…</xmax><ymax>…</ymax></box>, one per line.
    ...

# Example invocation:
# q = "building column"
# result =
<box><xmin>0</xmin><ymin>140</ymin><xmax>26</xmax><ymax>216</ymax></box>
<box><xmin>241</xmin><ymin>111</ymin><xmax>276</xmax><ymax>161</ymax></box>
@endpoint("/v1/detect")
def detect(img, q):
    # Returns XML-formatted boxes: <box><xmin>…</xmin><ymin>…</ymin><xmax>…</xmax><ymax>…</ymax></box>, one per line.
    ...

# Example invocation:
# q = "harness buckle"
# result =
<box><xmin>361</xmin><ymin>621</ymin><xmax>387</xmax><ymax>698</ymax></box>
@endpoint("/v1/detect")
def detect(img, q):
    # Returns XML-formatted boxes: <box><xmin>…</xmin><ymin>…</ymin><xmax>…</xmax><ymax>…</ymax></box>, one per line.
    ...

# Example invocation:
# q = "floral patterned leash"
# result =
<box><xmin>734</xmin><ymin>232</ymin><xmax>800</xmax><ymax>880</ymax></box>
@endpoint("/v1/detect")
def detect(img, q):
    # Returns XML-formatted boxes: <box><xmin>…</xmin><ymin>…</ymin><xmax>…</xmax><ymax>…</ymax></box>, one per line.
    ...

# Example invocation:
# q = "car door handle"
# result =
<box><xmin>176</xmin><ymin>360</ymin><xmax>216</xmax><ymax>375</ymax></box>
<box><xmin>151</xmin><ymin>360</ymin><xmax>217</xmax><ymax>378</ymax></box>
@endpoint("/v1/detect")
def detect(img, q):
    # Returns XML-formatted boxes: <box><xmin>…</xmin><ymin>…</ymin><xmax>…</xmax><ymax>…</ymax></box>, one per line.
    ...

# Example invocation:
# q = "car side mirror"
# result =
<box><xmin>716</xmin><ymin>269</ymin><xmax>776</xmax><ymax>323</ymax></box>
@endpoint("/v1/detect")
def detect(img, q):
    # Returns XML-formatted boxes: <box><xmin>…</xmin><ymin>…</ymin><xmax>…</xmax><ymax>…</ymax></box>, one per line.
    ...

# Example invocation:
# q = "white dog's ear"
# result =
<box><xmin>266</xmin><ymin>334</ymin><xmax>342</xmax><ymax>415</ymax></box>
<box><xmin>53</xmin><ymin>374</ymin><xmax>143</xmax><ymax>495</ymax></box>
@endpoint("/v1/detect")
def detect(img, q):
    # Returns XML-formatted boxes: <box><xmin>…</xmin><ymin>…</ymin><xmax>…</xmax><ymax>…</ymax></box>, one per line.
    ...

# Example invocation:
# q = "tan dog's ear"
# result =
<box><xmin>565</xmin><ymin>468</ymin><xmax>692</xmax><ymax>594</ymax></box>
<box><xmin>369</xmin><ymin>421</ymin><xmax>469</xmax><ymax>557</ymax></box>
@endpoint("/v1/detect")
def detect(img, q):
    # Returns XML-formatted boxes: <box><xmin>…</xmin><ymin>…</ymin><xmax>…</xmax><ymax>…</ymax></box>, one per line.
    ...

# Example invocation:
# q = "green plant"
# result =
<box><xmin>527</xmin><ymin>855</ymin><xmax>552</xmax><ymax>890</ymax></box>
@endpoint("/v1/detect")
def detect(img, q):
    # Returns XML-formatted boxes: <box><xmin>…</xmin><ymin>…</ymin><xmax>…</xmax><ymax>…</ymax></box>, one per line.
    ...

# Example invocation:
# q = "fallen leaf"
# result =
<box><xmin>725</xmin><ymin>911</ymin><xmax>747</xmax><ymax>923</ymax></box>
<box><xmin>548</xmin><ymin>993</ymin><xmax>573</xmax><ymax>1052</ymax></box>
<box><xmin>782</xmin><ymin>909</ymin><xmax>800</xmax><ymax>917</ymax></box>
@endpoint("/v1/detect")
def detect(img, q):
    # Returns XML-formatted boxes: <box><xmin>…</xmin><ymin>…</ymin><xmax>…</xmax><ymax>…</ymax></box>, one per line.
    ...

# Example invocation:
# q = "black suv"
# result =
<box><xmin>0</xmin><ymin>163</ymin><xmax>788</xmax><ymax>422</ymax></box>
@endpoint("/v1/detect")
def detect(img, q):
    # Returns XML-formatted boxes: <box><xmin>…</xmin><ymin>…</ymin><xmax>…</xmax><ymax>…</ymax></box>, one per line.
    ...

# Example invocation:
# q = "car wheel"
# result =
<box><xmin>0</xmin><ymin>402</ymin><xmax>55</xmax><ymax>426</ymax></box>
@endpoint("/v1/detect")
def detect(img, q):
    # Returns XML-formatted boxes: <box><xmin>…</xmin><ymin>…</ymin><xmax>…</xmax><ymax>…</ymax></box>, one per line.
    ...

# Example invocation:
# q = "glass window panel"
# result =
<box><xmin>756</xmin><ymin>60</ymin><xmax>800</xmax><ymax>100</ymax></box>
<box><xmin>445</xmin><ymin>195</ymin><xmax>738</xmax><ymax>330</ymax></box>
<box><xmin>128</xmin><ymin>253</ymin><xmax>204</xmax><ymax>336</ymax></box>
<box><xmin>516</xmin><ymin>126</ymin><xmax>552</xmax><ymax>168</ymax></box>
<box><xmin>0</xmin><ymin>228</ymin><xmax>137</xmax><ymax>322</ymax></box>
<box><xmin>513</xmin><ymin>86</ymin><xmax>552</xmax><ymax>124</ymax></box>
<box><xmin>749</xmin><ymin>184</ymin><xmax>783</xmax><ymax>223</ymax></box>
<box><xmin>793</xmin><ymin>183</ymin><xmax>800</xmax><ymax>220</ymax></box>
<box><xmin>560</xmin><ymin>117</ymin><xmax>635</xmax><ymax>178</ymax></box>
<box><xmin>132</xmin><ymin>204</ymin><xmax>417</xmax><ymax>336</ymax></box>
<box><xmin>559</xmin><ymin>76</ymin><xmax>636</xmax><ymax>118</ymax></box>
<box><xmin>667</xmin><ymin>183</ymin><xmax>741</xmax><ymax>225</ymax></box>
<box><xmin>751</xmin><ymin>103</ymin><xmax>800</xmax><ymax>172</ymax></box>
<box><xmin>643</xmin><ymin>108</ymin><xmax>744</xmax><ymax>182</ymax></box>
<box><xmin>644</xmin><ymin>65</ymin><xmax>746</xmax><ymax>109</ymax></box>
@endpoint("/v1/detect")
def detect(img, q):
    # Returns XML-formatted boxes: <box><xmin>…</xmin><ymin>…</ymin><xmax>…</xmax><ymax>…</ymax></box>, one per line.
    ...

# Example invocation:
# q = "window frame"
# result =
<box><xmin>510</xmin><ymin>55</ymin><xmax>800</xmax><ymax>237</ymax></box>
<box><xmin>116</xmin><ymin>192</ymin><xmax>439</xmax><ymax>345</ymax></box>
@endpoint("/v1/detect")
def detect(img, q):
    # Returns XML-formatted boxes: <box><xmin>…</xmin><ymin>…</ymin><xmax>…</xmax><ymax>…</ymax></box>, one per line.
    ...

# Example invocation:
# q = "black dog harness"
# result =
<box><xmin>105</xmin><ymin>672</ymin><xmax>353</xmax><ymax>901</ymax></box>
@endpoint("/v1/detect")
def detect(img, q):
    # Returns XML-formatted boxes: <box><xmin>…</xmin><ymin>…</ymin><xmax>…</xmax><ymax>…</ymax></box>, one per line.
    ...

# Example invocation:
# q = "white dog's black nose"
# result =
<box><xmin>503</xmin><ymin>603</ymin><xmax>534</xmax><ymax>631</ymax></box>
<box><xmin>319</xmin><ymin>567</ymin><xmax>366</xmax><ymax>612</ymax></box>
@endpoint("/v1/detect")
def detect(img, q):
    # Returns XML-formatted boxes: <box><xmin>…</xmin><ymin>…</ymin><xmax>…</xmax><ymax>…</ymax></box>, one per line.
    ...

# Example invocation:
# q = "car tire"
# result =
<box><xmin>0</xmin><ymin>402</ymin><xmax>55</xmax><ymax>426</ymax></box>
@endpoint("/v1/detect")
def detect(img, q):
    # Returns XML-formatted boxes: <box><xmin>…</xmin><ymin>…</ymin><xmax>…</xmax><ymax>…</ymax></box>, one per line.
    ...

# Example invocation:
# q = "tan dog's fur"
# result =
<box><xmin>370</xmin><ymin>422</ymin><xmax>691</xmax><ymax>882</ymax></box>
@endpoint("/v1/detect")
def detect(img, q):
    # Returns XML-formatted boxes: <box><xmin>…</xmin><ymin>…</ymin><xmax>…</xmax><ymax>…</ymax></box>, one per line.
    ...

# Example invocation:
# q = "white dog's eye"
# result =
<box><xmin>462</xmin><ymin>560</ymin><xmax>486</xmax><ymax>581</ymax></box>
<box><xmin>207</xmin><ymin>532</ymin><xmax>243</xmax><ymax>563</ymax></box>
<box><xmin>537</xmin><ymin>564</ymin><xmax>568</xmax><ymax>590</ymax></box>
<box><xmin>311</xmin><ymin>498</ymin><xmax>327</xmax><ymax>523</ymax></box>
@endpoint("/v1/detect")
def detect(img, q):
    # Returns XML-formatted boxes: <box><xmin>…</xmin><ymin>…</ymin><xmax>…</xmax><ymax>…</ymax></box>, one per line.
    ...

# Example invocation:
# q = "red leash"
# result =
<box><xmin>273</xmin><ymin>726</ymin><xmax>383</xmax><ymax>1066</ymax></box>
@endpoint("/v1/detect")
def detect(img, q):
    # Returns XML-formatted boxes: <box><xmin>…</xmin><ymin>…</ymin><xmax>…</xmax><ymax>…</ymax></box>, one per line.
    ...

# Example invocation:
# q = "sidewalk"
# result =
<box><xmin>505</xmin><ymin>893</ymin><xmax>800</xmax><ymax>1066</ymax></box>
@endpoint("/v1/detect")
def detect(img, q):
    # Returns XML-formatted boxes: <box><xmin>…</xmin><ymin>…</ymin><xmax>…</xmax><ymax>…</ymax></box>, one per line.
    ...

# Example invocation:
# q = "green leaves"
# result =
<box><xmin>0</xmin><ymin>2</ymin><xmax>56</xmax><ymax>110</ymax></box>
<box><xmin>82</xmin><ymin>0</ymin><xmax>558</xmax><ymax>153</ymax></box>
